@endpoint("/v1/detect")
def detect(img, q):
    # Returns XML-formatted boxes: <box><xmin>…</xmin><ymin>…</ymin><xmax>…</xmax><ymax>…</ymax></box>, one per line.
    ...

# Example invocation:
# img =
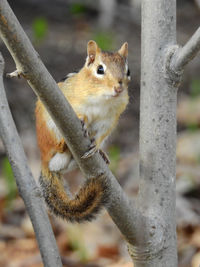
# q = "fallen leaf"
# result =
<box><xmin>97</xmin><ymin>245</ymin><xmax>119</xmax><ymax>259</ymax></box>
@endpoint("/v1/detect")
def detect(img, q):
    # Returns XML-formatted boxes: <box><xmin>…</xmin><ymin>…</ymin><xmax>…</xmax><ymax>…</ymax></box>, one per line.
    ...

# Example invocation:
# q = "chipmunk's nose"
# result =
<box><xmin>114</xmin><ymin>85</ymin><xmax>123</xmax><ymax>95</ymax></box>
<box><xmin>114</xmin><ymin>79</ymin><xmax>124</xmax><ymax>95</ymax></box>
<box><xmin>115</xmin><ymin>87</ymin><xmax>123</xmax><ymax>94</ymax></box>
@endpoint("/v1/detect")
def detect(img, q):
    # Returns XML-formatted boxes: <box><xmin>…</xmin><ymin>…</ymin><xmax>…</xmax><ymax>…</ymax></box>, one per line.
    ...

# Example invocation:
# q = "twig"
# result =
<box><xmin>6</xmin><ymin>69</ymin><xmax>23</xmax><ymax>78</ymax></box>
<box><xmin>0</xmin><ymin>54</ymin><xmax>62</xmax><ymax>266</ymax></box>
<box><xmin>0</xmin><ymin>0</ymin><xmax>140</xmax><ymax>245</ymax></box>
<box><xmin>168</xmin><ymin>26</ymin><xmax>200</xmax><ymax>76</ymax></box>
<box><xmin>194</xmin><ymin>0</ymin><xmax>200</xmax><ymax>10</ymax></box>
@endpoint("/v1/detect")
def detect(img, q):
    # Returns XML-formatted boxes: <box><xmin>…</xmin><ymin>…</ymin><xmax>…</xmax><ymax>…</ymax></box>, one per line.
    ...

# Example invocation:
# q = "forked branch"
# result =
<box><xmin>167</xmin><ymin>26</ymin><xmax>200</xmax><ymax>82</ymax></box>
<box><xmin>0</xmin><ymin>53</ymin><xmax>62</xmax><ymax>267</ymax></box>
<box><xmin>0</xmin><ymin>0</ymin><xmax>140</xmax><ymax>245</ymax></box>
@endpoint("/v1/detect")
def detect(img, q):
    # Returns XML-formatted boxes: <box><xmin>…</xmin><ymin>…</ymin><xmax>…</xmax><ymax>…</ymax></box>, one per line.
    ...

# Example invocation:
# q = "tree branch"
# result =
<box><xmin>167</xmin><ymin>26</ymin><xmax>200</xmax><ymax>81</ymax></box>
<box><xmin>0</xmin><ymin>0</ymin><xmax>140</xmax><ymax>245</ymax></box>
<box><xmin>0</xmin><ymin>53</ymin><xmax>62</xmax><ymax>266</ymax></box>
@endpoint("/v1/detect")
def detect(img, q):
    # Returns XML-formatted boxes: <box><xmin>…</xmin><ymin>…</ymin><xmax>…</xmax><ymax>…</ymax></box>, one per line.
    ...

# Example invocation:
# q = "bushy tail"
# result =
<box><xmin>39</xmin><ymin>168</ymin><xmax>109</xmax><ymax>222</ymax></box>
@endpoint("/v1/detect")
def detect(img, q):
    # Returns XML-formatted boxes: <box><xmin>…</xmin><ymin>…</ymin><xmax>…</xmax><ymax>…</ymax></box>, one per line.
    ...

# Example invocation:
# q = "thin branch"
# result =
<box><xmin>0</xmin><ymin>0</ymin><xmax>141</xmax><ymax>245</ymax></box>
<box><xmin>0</xmin><ymin>53</ymin><xmax>62</xmax><ymax>266</ymax></box>
<box><xmin>195</xmin><ymin>0</ymin><xmax>200</xmax><ymax>10</ymax></box>
<box><xmin>169</xmin><ymin>26</ymin><xmax>200</xmax><ymax>73</ymax></box>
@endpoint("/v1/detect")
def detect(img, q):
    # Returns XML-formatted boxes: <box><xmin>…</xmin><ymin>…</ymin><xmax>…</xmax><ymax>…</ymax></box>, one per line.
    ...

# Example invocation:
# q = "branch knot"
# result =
<box><xmin>165</xmin><ymin>45</ymin><xmax>184</xmax><ymax>88</ymax></box>
<box><xmin>127</xmin><ymin>215</ymin><xmax>165</xmax><ymax>262</ymax></box>
<box><xmin>6</xmin><ymin>69</ymin><xmax>24</xmax><ymax>79</ymax></box>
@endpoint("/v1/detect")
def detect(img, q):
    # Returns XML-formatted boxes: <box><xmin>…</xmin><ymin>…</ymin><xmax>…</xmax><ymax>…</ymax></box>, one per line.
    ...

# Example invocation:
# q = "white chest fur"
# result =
<box><xmin>46</xmin><ymin>93</ymin><xmax>127</xmax><ymax>146</ymax></box>
<box><xmin>81</xmin><ymin>95</ymin><xmax>125</xmax><ymax>145</ymax></box>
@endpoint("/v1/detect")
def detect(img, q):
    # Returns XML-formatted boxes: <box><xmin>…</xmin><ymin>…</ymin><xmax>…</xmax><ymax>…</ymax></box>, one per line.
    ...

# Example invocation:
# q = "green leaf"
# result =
<box><xmin>191</xmin><ymin>79</ymin><xmax>200</xmax><ymax>98</ymax></box>
<box><xmin>108</xmin><ymin>145</ymin><xmax>120</xmax><ymax>173</ymax></box>
<box><xmin>92</xmin><ymin>32</ymin><xmax>114</xmax><ymax>50</ymax></box>
<box><xmin>67</xmin><ymin>225</ymin><xmax>89</xmax><ymax>262</ymax></box>
<box><xmin>186</xmin><ymin>122</ymin><xmax>199</xmax><ymax>132</ymax></box>
<box><xmin>32</xmin><ymin>17</ymin><xmax>48</xmax><ymax>42</ymax></box>
<box><xmin>2</xmin><ymin>157</ymin><xmax>17</xmax><ymax>207</ymax></box>
<box><xmin>69</xmin><ymin>3</ymin><xmax>86</xmax><ymax>15</ymax></box>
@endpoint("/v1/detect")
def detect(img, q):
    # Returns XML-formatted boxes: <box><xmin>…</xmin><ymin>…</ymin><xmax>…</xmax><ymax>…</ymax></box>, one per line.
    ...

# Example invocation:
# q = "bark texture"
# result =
<box><xmin>0</xmin><ymin>54</ymin><xmax>62</xmax><ymax>267</ymax></box>
<box><xmin>128</xmin><ymin>0</ymin><xmax>178</xmax><ymax>266</ymax></box>
<box><xmin>0</xmin><ymin>0</ymin><xmax>139</xmax><ymax>246</ymax></box>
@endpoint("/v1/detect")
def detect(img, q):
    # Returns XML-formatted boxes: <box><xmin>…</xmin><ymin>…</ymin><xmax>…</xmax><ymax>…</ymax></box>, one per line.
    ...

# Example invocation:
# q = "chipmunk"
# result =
<box><xmin>35</xmin><ymin>40</ymin><xmax>130</xmax><ymax>222</ymax></box>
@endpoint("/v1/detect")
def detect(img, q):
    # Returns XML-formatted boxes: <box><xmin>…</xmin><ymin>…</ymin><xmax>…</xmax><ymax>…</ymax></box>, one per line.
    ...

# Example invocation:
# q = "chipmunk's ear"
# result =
<box><xmin>87</xmin><ymin>40</ymin><xmax>101</xmax><ymax>65</ymax></box>
<box><xmin>118</xmin><ymin>42</ymin><xmax>128</xmax><ymax>58</ymax></box>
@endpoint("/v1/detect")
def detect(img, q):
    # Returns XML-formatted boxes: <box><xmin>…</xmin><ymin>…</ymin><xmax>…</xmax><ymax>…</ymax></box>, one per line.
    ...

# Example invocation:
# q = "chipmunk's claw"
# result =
<box><xmin>80</xmin><ymin>119</ymin><xmax>89</xmax><ymax>138</ymax></box>
<box><xmin>99</xmin><ymin>149</ymin><xmax>110</xmax><ymax>164</ymax></box>
<box><xmin>81</xmin><ymin>141</ymin><xmax>110</xmax><ymax>164</ymax></box>
<box><xmin>81</xmin><ymin>136</ymin><xmax>97</xmax><ymax>158</ymax></box>
<box><xmin>82</xmin><ymin>144</ymin><xmax>97</xmax><ymax>159</ymax></box>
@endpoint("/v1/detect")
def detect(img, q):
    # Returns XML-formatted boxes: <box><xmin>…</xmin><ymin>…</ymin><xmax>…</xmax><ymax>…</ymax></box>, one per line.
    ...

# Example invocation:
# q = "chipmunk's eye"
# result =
<box><xmin>127</xmin><ymin>68</ymin><xmax>130</xmax><ymax>77</ymax></box>
<box><xmin>97</xmin><ymin>65</ymin><xmax>104</xmax><ymax>75</ymax></box>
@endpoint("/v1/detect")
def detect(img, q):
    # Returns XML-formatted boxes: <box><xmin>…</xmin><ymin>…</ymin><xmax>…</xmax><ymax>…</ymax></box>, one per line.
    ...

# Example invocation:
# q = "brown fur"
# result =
<box><xmin>35</xmin><ymin>101</ymin><xmax>68</xmax><ymax>168</ymax></box>
<box><xmin>35</xmin><ymin>40</ymin><xmax>130</xmax><ymax>222</ymax></box>
<box><xmin>39</xmin><ymin>168</ymin><xmax>109</xmax><ymax>222</ymax></box>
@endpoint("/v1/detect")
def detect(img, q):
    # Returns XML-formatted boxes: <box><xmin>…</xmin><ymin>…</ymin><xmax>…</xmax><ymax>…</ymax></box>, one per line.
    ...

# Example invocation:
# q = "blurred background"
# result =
<box><xmin>0</xmin><ymin>0</ymin><xmax>200</xmax><ymax>266</ymax></box>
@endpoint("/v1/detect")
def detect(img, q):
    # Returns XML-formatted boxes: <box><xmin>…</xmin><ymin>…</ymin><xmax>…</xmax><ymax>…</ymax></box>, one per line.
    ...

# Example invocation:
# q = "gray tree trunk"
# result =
<box><xmin>128</xmin><ymin>0</ymin><xmax>178</xmax><ymax>266</ymax></box>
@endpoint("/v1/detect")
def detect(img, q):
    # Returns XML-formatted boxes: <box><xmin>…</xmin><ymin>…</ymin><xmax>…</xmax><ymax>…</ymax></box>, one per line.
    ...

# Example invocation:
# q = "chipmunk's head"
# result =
<box><xmin>84</xmin><ymin>40</ymin><xmax>130</xmax><ymax>99</ymax></box>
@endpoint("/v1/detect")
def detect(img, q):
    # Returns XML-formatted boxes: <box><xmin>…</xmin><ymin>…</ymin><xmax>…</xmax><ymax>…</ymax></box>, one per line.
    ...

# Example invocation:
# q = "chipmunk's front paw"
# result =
<box><xmin>99</xmin><ymin>149</ymin><xmax>110</xmax><ymax>164</ymax></box>
<box><xmin>81</xmin><ymin>140</ymin><xmax>110</xmax><ymax>164</ymax></box>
